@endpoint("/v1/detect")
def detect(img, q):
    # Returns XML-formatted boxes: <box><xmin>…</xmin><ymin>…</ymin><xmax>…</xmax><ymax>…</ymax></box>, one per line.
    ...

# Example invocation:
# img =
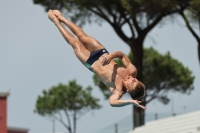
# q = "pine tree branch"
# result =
<box><xmin>180</xmin><ymin>10</ymin><xmax>200</xmax><ymax>42</ymax></box>
<box><xmin>64</xmin><ymin>109</ymin><xmax>72</xmax><ymax>132</ymax></box>
<box><xmin>52</xmin><ymin>113</ymin><xmax>71</xmax><ymax>132</ymax></box>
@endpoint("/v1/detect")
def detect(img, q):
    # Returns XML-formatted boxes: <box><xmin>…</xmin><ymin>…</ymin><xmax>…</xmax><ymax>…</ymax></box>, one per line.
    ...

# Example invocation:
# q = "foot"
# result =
<box><xmin>48</xmin><ymin>10</ymin><xmax>60</xmax><ymax>24</ymax></box>
<box><xmin>52</xmin><ymin>10</ymin><xmax>62</xmax><ymax>17</ymax></box>
<box><xmin>52</xmin><ymin>10</ymin><xmax>65</xmax><ymax>22</ymax></box>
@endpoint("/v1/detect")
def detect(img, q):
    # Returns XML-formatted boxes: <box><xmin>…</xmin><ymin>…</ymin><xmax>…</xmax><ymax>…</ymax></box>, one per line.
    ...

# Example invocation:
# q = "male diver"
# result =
<box><xmin>48</xmin><ymin>10</ymin><xmax>145</xmax><ymax>109</ymax></box>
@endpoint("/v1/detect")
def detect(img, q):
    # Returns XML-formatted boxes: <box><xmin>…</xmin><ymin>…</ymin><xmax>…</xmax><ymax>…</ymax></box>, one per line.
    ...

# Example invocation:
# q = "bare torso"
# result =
<box><xmin>91</xmin><ymin>53</ymin><xmax>136</xmax><ymax>96</ymax></box>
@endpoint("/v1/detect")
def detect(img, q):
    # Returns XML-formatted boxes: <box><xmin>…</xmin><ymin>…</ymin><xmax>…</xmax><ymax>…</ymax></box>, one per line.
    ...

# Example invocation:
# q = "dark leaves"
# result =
<box><xmin>34</xmin><ymin>80</ymin><xmax>102</xmax><ymax>116</ymax></box>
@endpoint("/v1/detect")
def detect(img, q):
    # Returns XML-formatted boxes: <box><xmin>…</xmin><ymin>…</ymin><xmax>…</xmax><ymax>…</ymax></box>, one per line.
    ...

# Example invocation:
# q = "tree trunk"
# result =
<box><xmin>131</xmin><ymin>39</ymin><xmax>145</xmax><ymax>129</ymax></box>
<box><xmin>198</xmin><ymin>42</ymin><xmax>200</xmax><ymax>66</ymax></box>
<box><xmin>133</xmin><ymin>106</ymin><xmax>145</xmax><ymax>128</ymax></box>
<box><xmin>73</xmin><ymin>111</ymin><xmax>77</xmax><ymax>133</ymax></box>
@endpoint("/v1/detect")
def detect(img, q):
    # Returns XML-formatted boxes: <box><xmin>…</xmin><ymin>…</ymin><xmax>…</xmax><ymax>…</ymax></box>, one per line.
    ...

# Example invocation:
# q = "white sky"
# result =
<box><xmin>0</xmin><ymin>0</ymin><xmax>200</xmax><ymax>133</ymax></box>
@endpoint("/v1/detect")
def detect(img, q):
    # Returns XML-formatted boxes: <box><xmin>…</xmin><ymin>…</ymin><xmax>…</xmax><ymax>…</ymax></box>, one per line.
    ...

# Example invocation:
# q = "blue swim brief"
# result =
<box><xmin>85</xmin><ymin>48</ymin><xmax>109</xmax><ymax>71</ymax></box>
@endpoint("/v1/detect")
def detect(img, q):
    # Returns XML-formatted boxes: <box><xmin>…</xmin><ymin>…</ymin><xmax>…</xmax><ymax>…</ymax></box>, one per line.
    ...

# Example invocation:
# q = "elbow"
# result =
<box><xmin>117</xmin><ymin>51</ymin><xmax>124</xmax><ymax>57</ymax></box>
<box><xmin>117</xmin><ymin>51</ymin><xmax>123</xmax><ymax>54</ymax></box>
<box><xmin>110</xmin><ymin>103</ymin><xmax>115</xmax><ymax>107</ymax></box>
<box><xmin>110</xmin><ymin>104</ymin><xmax>116</xmax><ymax>107</ymax></box>
<box><xmin>109</xmin><ymin>101</ymin><xmax>116</xmax><ymax>107</ymax></box>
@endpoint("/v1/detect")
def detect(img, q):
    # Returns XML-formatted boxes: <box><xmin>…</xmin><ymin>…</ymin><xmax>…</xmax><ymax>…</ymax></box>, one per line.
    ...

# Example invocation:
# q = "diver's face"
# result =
<box><xmin>125</xmin><ymin>76</ymin><xmax>138</xmax><ymax>91</ymax></box>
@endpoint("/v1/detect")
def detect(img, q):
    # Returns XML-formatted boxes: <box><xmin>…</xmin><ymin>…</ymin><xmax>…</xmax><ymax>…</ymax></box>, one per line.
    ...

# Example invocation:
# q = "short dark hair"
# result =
<box><xmin>128</xmin><ymin>81</ymin><xmax>145</xmax><ymax>100</ymax></box>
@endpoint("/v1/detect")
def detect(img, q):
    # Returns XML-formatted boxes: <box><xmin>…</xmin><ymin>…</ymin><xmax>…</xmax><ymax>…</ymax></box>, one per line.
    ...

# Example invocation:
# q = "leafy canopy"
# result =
<box><xmin>34</xmin><ymin>80</ymin><xmax>102</xmax><ymax>117</ymax></box>
<box><xmin>33</xmin><ymin>0</ymin><xmax>186</xmax><ymax>30</ymax></box>
<box><xmin>143</xmin><ymin>47</ymin><xmax>194</xmax><ymax>104</ymax></box>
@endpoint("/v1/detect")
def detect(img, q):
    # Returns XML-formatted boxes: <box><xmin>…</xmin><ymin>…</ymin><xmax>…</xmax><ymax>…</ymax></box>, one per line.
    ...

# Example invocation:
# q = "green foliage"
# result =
<box><xmin>34</xmin><ymin>80</ymin><xmax>102</xmax><ymax>116</ymax></box>
<box><xmin>143</xmin><ymin>47</ymin><xmax>194</xmax><ymax>93</ymax></box>
<box><xmin>122</xmin><ymin>0</ymin><xmax>179</xmax><ymax>15</ymax></box>
<box><xmin>33</xmin><ymin>0</ymin><xmax>183</xmax><ymax>28</ymax></box>
<box><xmin>143</xmin><ymin>47</ymin><xmax>194</xmax><ymax>104</ymax></box>
<box><xmin>190</xmin><ymin>0</ymin><xmax>200</xmax><ymax>13</ymax></box>
<box><xmin>93</xmin><ymin>47</ymin><xmax>195</xmax><ymax>104</ymax></box>
<box><xmin>34</xmin><ymin>80</ymin><xmax>102</xmax><ymax>133</ymax></box>
<box><xmin>188</xmin><ymin>0</ymin><xmax>200</xmax><ymax>21</ymax></box>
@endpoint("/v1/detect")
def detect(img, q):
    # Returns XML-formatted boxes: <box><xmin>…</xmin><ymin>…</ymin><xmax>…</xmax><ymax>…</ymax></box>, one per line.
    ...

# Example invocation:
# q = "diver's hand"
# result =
<box><xmin>101</xmin><ymin>54</ymin><xmax>112</xmax><ymax>66</ymax></box>
<box><xmin>132</xmin><ymin>100</ymin><xmax>146</xmax><ymax>110</ymax></box>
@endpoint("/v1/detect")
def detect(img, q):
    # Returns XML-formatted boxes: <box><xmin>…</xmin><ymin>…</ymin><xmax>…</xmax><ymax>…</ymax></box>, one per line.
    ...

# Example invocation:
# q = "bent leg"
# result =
<box><xmin>52</xmin><ymin>10</ymin><xmax>105</xmax><ymax>52</ymax></box>
<box><xmin>48</xmin><ymin>10</ymin><xmax>90</xmax><ymax>64</ymax></box>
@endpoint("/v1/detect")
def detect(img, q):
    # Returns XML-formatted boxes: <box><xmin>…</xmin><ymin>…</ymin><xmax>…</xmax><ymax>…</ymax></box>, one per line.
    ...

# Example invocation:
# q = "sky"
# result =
<box><xmin>0</xmin><ymin>0</ymin><xmax>200</xmax><ymax>133</ymax></box>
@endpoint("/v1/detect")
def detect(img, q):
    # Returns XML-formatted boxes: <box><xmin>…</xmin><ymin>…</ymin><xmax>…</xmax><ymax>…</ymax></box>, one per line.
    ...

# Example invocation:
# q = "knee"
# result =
<box><xmin>77</xmin><ymin>29</ymin><xmax>86</xmax><ymax>38</ymax></box>
<box><xmin>68</xmin><ymin>38</ymin><xmax>76</xmax><ymax>45</ymax></box>
<box><xmin>71</xmin><ymin>40</ymin><xmax>82</xmax><ymax>50</ymax></box>
<box><xmin>73</xmin><ymin>45</ymin><xmax>82</xmax><ymax>55</ymax></box>
<box><xmin>79</xmin><ymin>35</ymin><xmax>92</xmax><ymax>43</ymax></box>
<box><xmin>79</xmin><ymin>35</ymin><xmax>86</xmax><ymax>42</ymax></box>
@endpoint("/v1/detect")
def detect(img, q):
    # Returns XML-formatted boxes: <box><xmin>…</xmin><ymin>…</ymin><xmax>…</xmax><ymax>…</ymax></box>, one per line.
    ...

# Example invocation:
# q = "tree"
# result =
<box><xmin>93</xmin><ymin>47</ymin><xmax>194</xmax><ymax>127</ymax></box>
<box><xmin>143</xmin><ymin>47</ymin><xmax>194</xmax><ymax>103</ymax></box>
<box><xmin>32</xmin><ymin>0</ymin><xmax>189</xmax><ymax>128</ymax></box>
<box><xmin>177</xmin><ymin>0</ymin><xmax>200</xmax><ymax>66</ymax></box>
<box><xmin>34</xmin><ymin>80</ymin><xmax>102</xmax><ymax>133</ymax></box>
